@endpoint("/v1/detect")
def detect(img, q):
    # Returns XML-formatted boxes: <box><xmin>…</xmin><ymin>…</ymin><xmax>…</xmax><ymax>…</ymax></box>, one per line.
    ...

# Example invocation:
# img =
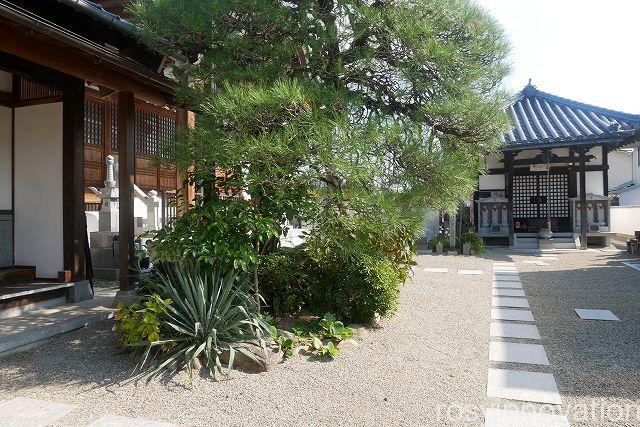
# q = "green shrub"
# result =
<box><xmin>258</xmin><ymin>247</ymin><xmax>313</xmax><ymax>317</ymax></box>
<box><xmin>309</xmin><ymin>253</ymin><xmax>400</xmax><ymax>323</ymax></box>
<box><xmin>260</xmin><ymin>247</ymin><xmax>401</xmax><ymax>324</ymax></box>
<box><xmin>125</xmin><ymin>259</ymin><xmax>269</xmax><ymax>378</ymax></box>
<box><xmin>428</xmin><ymin>234</ymin><xmax>450</xmax><ymax>251</ymax></box>
<box><xmin>458</xmin><ymin>231</ymin><xmax>486</xmax><ymax>253</ymax></box>
<box><xmin>113</xmin><ymin>294</ymin><xmax>173</xmax><ymax>348</ymax></box>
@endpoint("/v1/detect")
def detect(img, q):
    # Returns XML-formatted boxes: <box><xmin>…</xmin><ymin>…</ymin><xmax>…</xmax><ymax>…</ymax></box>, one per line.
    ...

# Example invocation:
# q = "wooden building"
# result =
<box><xmin>0</xmin><ymin>0</ymin><xmax>188</xmax><ymax>300</ymax></box>
<box><xmin>476</xmin><ymin>82</ymin><xmax>640</xmax><ymax>249</ymax></box>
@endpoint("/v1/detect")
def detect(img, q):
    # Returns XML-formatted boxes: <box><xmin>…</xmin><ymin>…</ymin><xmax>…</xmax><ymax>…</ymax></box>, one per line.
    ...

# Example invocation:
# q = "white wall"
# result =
<box><xmin>584</xmin><ymin>171</ymin><xmax>605</xmax><ymax>196</ymax></box>
<box><xmin>14</xmin><ymin>103</ymin><xmax>64</xmax><ymax>279</ymax></box>
<box><xmin>479</xmin><ymin>174</ymin><xmax>505</xmax><ymax>190</ymax></box>
<box><xmin>0</xmin><ymin>106</ymin><xmax>11</xmax><ymax>210</ymax></box>
<box><xmin>619</xmin><ymin>187</ymin><xmax>640</xmax><ymax>206</ymax></box>
<box><xmin>609</xmin><ymin>150</ymin><xmax>633</xmax><ymax>189</ymax></box>
<box><xmin>610</xmin><ymin>205</ymin><xmax>640</xmax><ymax>236</ymax></box>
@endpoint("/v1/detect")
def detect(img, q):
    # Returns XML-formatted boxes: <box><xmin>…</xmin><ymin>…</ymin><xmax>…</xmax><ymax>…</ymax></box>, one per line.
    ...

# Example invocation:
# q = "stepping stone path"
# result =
<box><xmin>485</xmin><ymin>259</ymin><xmax>569</xmax><ymax>424</ymax></box>
<box><xmin>0</xmin><ymin>397</ymin><xmax>75</xmax><ymax>427</ymax></box>
<box><xmin>489</xmin><ymin>342</ymin><xmax>549</xmax><ymax>365</ymax></box>
<box><xmin>423</xmin><ymin>267</ymin><xmax>448</xmax><ymax>273</ymax></box>
<box><xmin>574</xmin><ymin>308</ymin><xmax>620</xmax><ymax>321</ymax></box>
<box><xmin>0</xmin><ymin>397</ymin><xmax>175</xmax><ymax>427</ymax></box>
<box><xmin>484</xmin><ymin>407</ymin><xmax>570</xmax><ymax>427</ymax></box>
<box><xmin>458</xmin><ymin>269</ymin><xmax>483</xmax><ymax>275</ymax></box>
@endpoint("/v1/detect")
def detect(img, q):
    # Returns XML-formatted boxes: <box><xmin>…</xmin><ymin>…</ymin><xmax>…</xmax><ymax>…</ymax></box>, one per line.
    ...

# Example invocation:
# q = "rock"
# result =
<box><xmin>219</xmin><ymin>343</ymin><xmax>283</xmax><ymax>372</ymax></box>
<box><xmin>347</xmin><ymin>324</ymin><xmax>370</xmax><ymax>340</ymax></box>
<box><xmin>277</xmin><ymin>329</ymin><xmax>296</xmax><ymax>341</ymax></box>
<box><xmin>337</xmin><ymin>339</ymin><xmax>359</xmax><ymax>351</ymax></box>
<box><xmin>193</xmin><ymin>357</ymin><xmax>202</xmax><ymax>370</ymax></box>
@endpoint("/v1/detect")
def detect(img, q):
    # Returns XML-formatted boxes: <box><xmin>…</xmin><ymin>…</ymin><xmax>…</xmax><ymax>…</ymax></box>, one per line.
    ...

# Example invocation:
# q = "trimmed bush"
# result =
<box><xmin>458</xmin><ymin>231</ymin><xmax>486</xmax><ymax>253</ymax></box>
<box><xmin>259</xmin><ymin>247</ymin><xmax>401</xmax><ymax>323</ymax></box>
<box><xmin>258</xmin><ymin>247</ymin><xmax>313</xmax><ymax>316</ymax></box>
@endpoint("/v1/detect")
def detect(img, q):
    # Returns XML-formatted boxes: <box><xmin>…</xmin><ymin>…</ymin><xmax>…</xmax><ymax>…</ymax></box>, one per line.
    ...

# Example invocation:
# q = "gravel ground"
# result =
<box><xmin>0</xmin><ymin>253</ymin><xmax>494</xmax><ymax>427</ymax></box>
<box><xmin>512</xmin><ymin>249</ymin><xmax>640</xmax><ymax>427</ymax></box>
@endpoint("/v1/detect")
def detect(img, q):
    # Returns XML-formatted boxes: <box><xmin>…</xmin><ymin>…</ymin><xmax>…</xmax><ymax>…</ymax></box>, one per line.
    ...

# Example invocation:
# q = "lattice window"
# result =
<box><xmin>110</xmin><ymin>100</ymin><xmax>118</xmax><ymax>150</ymax></box>
<box><xmin>157</xmin><ymin>114</ymin><xmax>176</xmax><ymax>158</ymax></box>
<box><xmin>84</xmin><ymin>98</ymin><xmax>104</xmax><ymax>145</ymax></box>
<box><xmin>135</xmin><ymin>108</ymin><xmax>158</xmax><ymax>156</ymax></box>
<box><xmin>18</xmin><ymin>77</ymin><xmax>61</xmax><ymax>101</ymax></box>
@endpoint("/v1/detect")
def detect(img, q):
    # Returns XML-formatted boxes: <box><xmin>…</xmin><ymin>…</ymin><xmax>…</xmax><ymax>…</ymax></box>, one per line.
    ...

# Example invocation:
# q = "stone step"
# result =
<box><xmin>0</xmin><ymin>266</ymin><xmax>36</xmax><ymax>283</ymax></box>
<box><xmin>0</xmin><ymin>288</ymin><xmax>117</xmax><ymax>355</ymax></box>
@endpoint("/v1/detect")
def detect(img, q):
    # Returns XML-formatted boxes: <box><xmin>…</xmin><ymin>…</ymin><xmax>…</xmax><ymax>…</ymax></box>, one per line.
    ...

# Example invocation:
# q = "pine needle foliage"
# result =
<box><xmin>130</xmin><ymin>0</ymin><xmax>511</xmax><ymax>297</ymax></box>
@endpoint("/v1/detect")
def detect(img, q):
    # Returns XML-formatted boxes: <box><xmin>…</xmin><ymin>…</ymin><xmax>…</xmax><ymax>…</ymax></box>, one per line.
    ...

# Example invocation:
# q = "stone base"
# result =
<box><xmin>538</xmin><ymin>238</ymin><xmax>554</xmax><ymax>250</ymax></box>
<box><xmin>112</xmin><ymin>290</ymin><xmax>140</xmax><ymax>307</ymax></box>
<box><xmin>66</xmin><ymin>280</ymin><xmax>94</xmax><ymax>303</ymax></box>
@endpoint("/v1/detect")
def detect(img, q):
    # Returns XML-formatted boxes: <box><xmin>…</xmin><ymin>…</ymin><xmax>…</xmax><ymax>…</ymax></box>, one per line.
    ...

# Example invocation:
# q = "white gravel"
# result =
<box><xmin>510</xmin><ymin>249</ymin><xmax>640</xmax><ymax>427</ymax></box>
<box><xmin>0</xmin><ymin>252</ymin><xmax>495</xmax><ymax>427</ymax></box>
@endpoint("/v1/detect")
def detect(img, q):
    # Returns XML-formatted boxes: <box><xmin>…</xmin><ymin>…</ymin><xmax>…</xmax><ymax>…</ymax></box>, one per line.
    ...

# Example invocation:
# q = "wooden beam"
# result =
<box><xmin>602</xmin><ymin>144</ymin><xmax>609</xmax><ymax>197</ymax></box>
<box><xmin>175</xmin><ymin>108</ymin><xmax>196</xmax><ymax>213</ymax></box>
<box><xmin>0</xmin><ymin>19</ymin><xmax>173</xmax><ymax>106</ymax></box>
<box><xmin>62</xmin><ymin>78</ymin><xmax>86</xmax><ymax>282</ymax></box>
<box><xmin>578</xmin><ymin>148</ymin><xmax>588</xmax><ymax>249</ymax></box>
<box><xmin>117</xmin><ymin>91</ymin><xmax>136</xmax><ymax>291</ymax></box>
<box><xmin>504</xmin><ymin>152</ymin><xmax>515</xmax><ymax>247</ymax></box>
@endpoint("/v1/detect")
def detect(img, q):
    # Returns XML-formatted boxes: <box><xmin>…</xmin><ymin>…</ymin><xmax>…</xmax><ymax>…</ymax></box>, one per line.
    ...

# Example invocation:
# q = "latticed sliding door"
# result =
<box><xmin>512</xmin><ymin>172</ymin><xmax>569</xmax><ymax>232</ymax></box>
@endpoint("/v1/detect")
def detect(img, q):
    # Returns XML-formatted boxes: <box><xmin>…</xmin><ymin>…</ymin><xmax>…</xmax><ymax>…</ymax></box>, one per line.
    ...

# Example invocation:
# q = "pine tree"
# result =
<box><xmin>132</xmin><ymin>0</ymin><xmax>511</xmax><ymax>300</ymax></box>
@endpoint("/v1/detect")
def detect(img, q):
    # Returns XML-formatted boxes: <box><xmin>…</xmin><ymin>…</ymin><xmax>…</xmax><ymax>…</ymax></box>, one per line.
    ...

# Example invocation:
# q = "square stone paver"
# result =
<box><xmin>0</xmin><ymin>397</ymin><xmax>75</xmax><ymax>427</ymax></box>
<box><xmin>492</xmin><ymin>288</ymin><xmax>526</xmax><ymax>297</ymax></box>
<box><xmin>423</xmin><ymin>267</ymin><xmax>448</xmax><ymax>273</ymax></box>
<box><xmin>574</xmin><ymin>309</ymin><xmax>620</xmax><ymax>321</ymax></box>
<box><xmin>490</xmin><ymin>322</ymin><xmax>540</xmax><ymax>339</ymax></box>
<box><xmin>458</xmin><ymin>269</ymin><xmax>483</xmax><ymax>275</ymax></box>
<box><xmin>487</xmin><ymin>368</ymin><xmax>562</xmax><ymax>404</ymax></box>
<box><xmin>484</xmin><ymin>408</ymin><xmax>569</xmax><ymax>427</ymax></box>
<box><xmin>489</xmin><ymin>342</ymin><xmax>549</xmax><ymax>365</ymax></box>
<box><xmin>492</xmin><ymin>281</ymin><xmax>523</xmax><ymax>289</ymax></box>
<box><xmin>491</xmin><ymin>308</ymin><xmax>534</xmax><ymax>322</ymax></box>
<box><xmin>88</xmin><ymin>415</ymin><xmax>176</xmax><ymax>427</ymax></box>
<box><xmin>622</xmin><ymin>262</ymin><xmax>640</xmax><ymax>271</ymax></box>
<box><xmin>492</xmin><ymin>297</ymin><xmax>529</xmax><ymax>308</ymax></box>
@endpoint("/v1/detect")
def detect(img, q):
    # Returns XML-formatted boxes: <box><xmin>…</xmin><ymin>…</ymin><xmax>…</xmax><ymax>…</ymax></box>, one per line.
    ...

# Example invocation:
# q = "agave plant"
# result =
<box><xmin>134</xmin><ymin>260</ymin><xmax>269</xmax><ymax>379</ymax></box>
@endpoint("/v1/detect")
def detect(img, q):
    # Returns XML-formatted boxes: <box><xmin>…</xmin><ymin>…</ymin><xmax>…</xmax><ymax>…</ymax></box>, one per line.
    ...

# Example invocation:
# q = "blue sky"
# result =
<box><xmin>477</xmin><ymin>0</ymin><xmax>640</xmax><ymax>114</ymax></box>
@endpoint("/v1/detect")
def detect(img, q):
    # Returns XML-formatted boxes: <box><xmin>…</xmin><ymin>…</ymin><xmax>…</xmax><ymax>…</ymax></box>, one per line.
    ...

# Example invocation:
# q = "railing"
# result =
<box><xmin>84</xmin><ymin>202</ymin><xmax>102</xmax><ymax>212</ymax></box>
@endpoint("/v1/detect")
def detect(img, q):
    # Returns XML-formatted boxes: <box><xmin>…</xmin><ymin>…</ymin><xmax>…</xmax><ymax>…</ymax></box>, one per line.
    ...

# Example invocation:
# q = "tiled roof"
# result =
<box><xmin>501</xmin><ymin>82</ymin><xmax>640</xmax><ymax>147</ymax></box>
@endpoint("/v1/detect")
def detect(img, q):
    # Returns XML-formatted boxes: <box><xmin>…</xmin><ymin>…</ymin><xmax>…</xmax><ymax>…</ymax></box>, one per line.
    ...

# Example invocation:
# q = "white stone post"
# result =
<box><xmin>146</xmin><ymin>190</ymin><xmax>161</xmax><ymax>230</ymax></box>
<box><xmin>501</xmin><ymin>205</ymin><xmax>508</xmax><ymax>227</ymax></box>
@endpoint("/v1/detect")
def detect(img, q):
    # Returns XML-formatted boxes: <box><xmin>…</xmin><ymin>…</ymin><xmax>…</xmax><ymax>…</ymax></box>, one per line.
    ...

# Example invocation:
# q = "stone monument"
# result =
<box><xmin>89</xmin><ymin>155</ymin><xmax>120</xmax><ymax>280</ymax></box>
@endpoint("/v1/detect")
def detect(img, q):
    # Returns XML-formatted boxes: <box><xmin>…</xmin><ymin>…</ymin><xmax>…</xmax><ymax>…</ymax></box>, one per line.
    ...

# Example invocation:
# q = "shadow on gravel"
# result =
<box><xmin>0</xmin><ymin>321</ymin><xmax>148</xmax><ymax>393</ymax></box>
<box><xmin>518</xmin><ymin>251</ymin><xmax>640</xmax><ymax>401</ymax></box>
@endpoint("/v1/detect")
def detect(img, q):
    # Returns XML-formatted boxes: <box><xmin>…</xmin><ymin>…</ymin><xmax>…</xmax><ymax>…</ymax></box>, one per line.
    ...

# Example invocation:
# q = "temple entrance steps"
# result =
<box><xmin>0</xmin><ymin>266</ymin><xmax>36</xmax><ymax>283</ymax></box>
<box><xmin>513</xmin><ymin>236</ymin><xmax>539</xmax><ymax>249</ymax></box>
<box><xmin>553</xmin><ymin>237</ymin><xmax>578</xmax><ymax>249</ymax></box>
<box><xmin>0</xmin><ymin>288</ymin><xmax>116</xmax><ymax>356</ymax></box>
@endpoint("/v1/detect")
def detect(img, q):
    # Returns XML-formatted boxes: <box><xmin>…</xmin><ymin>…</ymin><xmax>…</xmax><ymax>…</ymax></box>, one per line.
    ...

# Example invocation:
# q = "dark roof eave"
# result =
<box><xmin>0</xmin><ymin>1</ymin><xmax>175</xmax><ymax>95</ymax></box>
<box><xmin>499</xmin><ymin>136</ymin><xmax>627</xmax><ymax>152</ymax></box>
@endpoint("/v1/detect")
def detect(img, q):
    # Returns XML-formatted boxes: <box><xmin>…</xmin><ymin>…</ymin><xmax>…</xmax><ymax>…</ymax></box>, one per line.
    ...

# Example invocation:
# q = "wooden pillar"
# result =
<box><xmin>175</xmin><ymin>107</ymin><xmax>196</xmax><ymax>212</ymax></box>
<box><xmin>62</xmin><ymin>78</ymin><xmax>86</xmax><ymax>282</ymax></box>
<box><xmin>117</xmin><ymin>91</ymin><xmax>136</xmax><ymax>291</ymax></box>
<box><xmin>578</xmin><ymin>148</ymin><xmax>588</xmax><ymax>249</ymax></box>
<box><xmin>504</xmin><ymin>151</ymin><xmax>515</xmax><ymax>247</ymax></box>
<box><xmin>602</xmin><ymin>144</ymin><xmax>609</xmax><ymax>197</ymax></box>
